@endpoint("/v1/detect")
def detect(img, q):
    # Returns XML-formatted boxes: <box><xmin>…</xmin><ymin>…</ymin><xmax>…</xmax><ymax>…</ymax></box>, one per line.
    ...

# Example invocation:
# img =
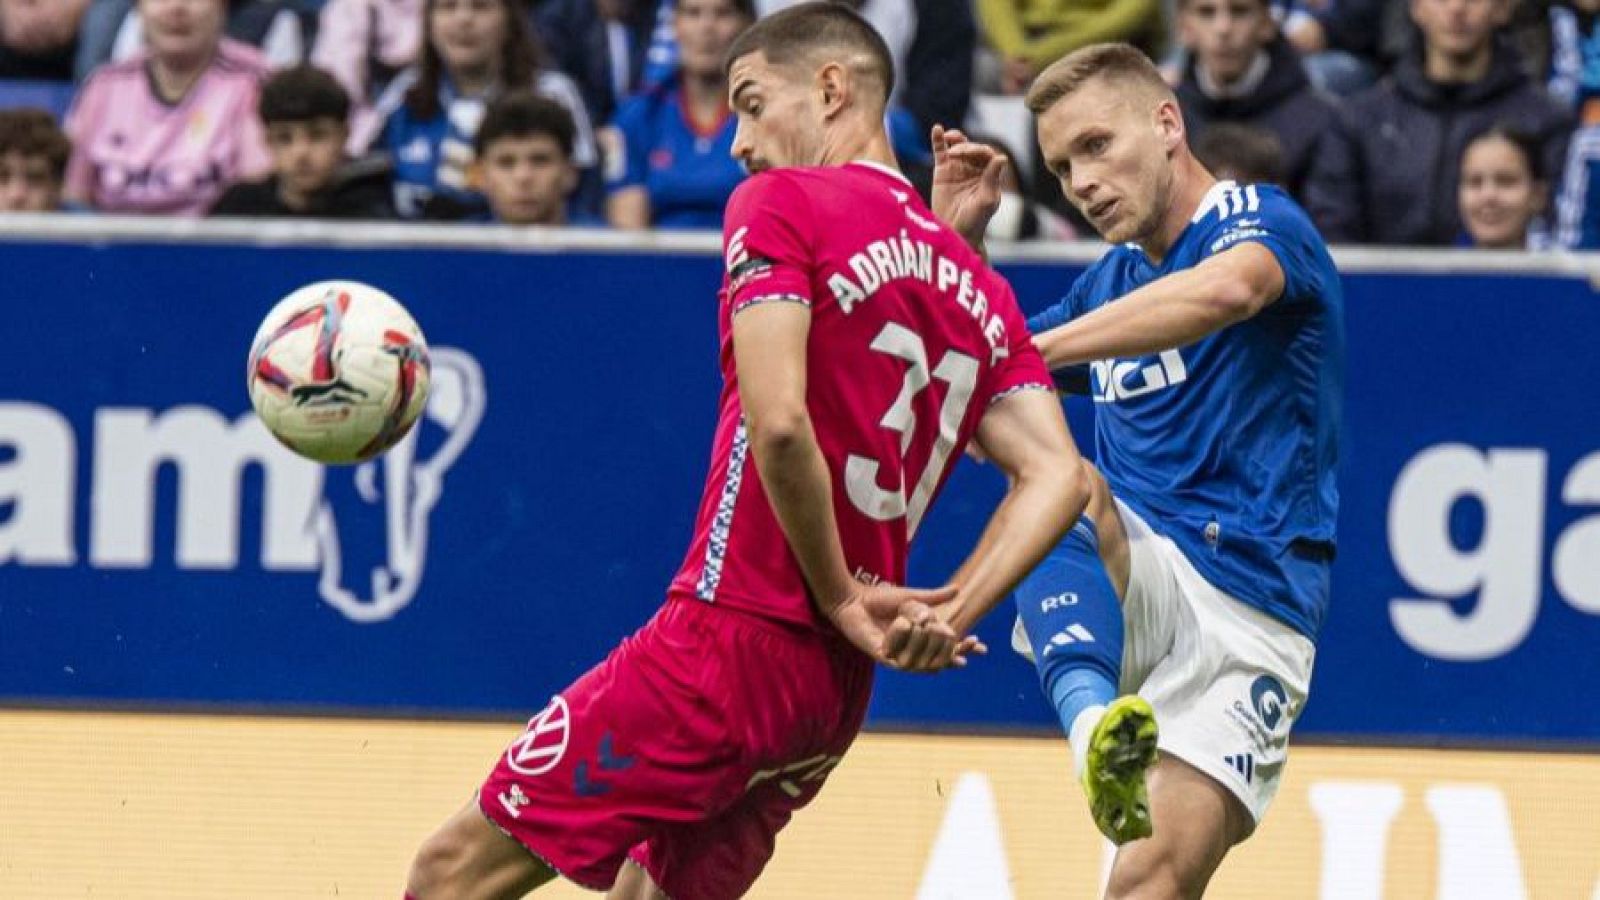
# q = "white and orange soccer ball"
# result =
<box><xmin>247</xmin><ymin>280</ymin><xmax>431</xmax><ymax>465</ymax></box>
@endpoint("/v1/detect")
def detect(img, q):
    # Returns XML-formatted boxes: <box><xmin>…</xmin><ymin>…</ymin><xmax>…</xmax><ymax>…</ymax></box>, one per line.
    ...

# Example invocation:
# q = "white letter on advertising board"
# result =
<box><xmin>1388</xmin><ymin>445</ymin><xmax>1544</xmax><ymax>660</ymax></box>
<box><xmin>1308</xmin><ymin>781</ymin><xmax>1403</xmax><ymax>900</ymax></box>
<box><xmin>0</xmin><ymin>402</ymin><xmax>76</xmax><ymax>565</ymax></box>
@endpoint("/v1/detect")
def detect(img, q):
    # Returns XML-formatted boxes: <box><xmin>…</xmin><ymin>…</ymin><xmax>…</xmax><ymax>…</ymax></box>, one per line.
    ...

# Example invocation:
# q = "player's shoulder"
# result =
<box><xmin>727</xmin><ymin>168</ymin><xmax>819</xmax><ymax>213</ymax></box>
<box><xmin>1204</xmin><ymin>182</ymin><xmax>1316</xmax><ymax>228</ymax></box>
<box><xmin>1194</xmin><ymin>181</ymin><xmax>1322</xmax><ymax>251</ymax></box>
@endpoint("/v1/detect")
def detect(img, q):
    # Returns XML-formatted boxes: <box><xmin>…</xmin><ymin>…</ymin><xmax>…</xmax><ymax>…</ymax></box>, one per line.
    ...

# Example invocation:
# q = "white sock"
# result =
<box><xmin>1069</xmin><ymin>704</ymin><xmax>1107</xmax><ymax>780</ymax></box>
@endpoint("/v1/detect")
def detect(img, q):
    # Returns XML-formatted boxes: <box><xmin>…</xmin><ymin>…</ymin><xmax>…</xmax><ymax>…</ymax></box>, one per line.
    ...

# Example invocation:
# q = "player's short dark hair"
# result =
<box><xmin>1463</xmin><ymin>123</ymin><xmax>1546</xmax><ymax>183</ymax></box>
<box><xmin>0</xmin><ymin>108</ymin><xmax>70</xmax><ymax>179</ymax></box>
<box><xmin>1025</xmin><ymin>43</ymin><xmax>1173</xmax><ymax>116</ymax></box>
<box><xmin>724</xmin><ymin>1</ymin><xmax>895</xmax><ymax>105</ymax></box>
<box><xmin>474</xmin><ymin>91</ymin><xmax>577</xmax><ymax>159</ymax></box>
<box><xmin>259</xmin><ymin>65</ymin><xmax>351</xmax><ymax>125</ymax></box>
<box><xmin>1193</xmin><ymin>123</ymin><xmax>1284</xmax><ymax>185</ymax></box>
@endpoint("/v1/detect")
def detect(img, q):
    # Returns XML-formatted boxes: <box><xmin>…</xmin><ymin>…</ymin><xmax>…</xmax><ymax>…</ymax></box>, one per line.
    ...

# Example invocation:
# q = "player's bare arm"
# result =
<box><xmin>1033</xmin><ymin>242</ymin><xmax>1286</xmax><ymax>368</ymax></box>
<box><xmin>940</xmin><ymin>388</ymin><xmax>1089</xmax><ymax>635</ymax></box>
<box><xmin>730</xmin><ymin>299</ymin><xmax>980</xmax><ymax>672</ymax></box>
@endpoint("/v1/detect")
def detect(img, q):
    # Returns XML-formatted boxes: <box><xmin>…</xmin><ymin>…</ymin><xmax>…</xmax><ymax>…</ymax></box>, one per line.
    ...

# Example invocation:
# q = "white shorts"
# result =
<box><xmin>1012</xmin><ymin>500</ymin><xmax>1315</xmax><ymax>826</ymax></box>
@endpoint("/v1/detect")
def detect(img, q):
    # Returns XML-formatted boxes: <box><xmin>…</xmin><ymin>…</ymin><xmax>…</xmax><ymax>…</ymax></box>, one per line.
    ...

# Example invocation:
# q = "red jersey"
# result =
<box><xmin>667</xmin><ymin>162</ymin><xmax>1052</xmax><ymax>629</ymax></box>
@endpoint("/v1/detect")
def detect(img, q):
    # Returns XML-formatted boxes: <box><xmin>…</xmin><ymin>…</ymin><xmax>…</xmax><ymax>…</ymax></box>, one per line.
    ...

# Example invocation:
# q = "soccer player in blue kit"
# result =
<box><xmin>932</xmin><ymin>43</ymin><xmax>1343</xmax><ymax>897</ymax></box>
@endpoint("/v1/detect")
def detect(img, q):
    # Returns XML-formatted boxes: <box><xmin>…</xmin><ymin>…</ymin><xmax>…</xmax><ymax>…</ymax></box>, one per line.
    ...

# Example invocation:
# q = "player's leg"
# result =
<box><xmin>406</xmin><ymin>601</ymin><xmax>750</xmax><ymax>898</ymax></box>
<box><xmin>1013</xmin><ymin>461</ymin><xmax>1160</xmax><ymax>843</ymax></box>
<box><xmin>624</xmin><ymin>615</ymin><xmax>875</xmax><ymax>900</ymax></box>
<box><xmin>1108</xmin><ymin>533</ymin><xmax>1316</xmax><ymax>896</ymax></box>
<box><xmin>407</xmin><ymin>799</ymin><xmax>558</xmax><ymax>899</ymax></box>
<box><xmin>1103</xmin><ymin>754</ymin><xmax>1252</xmax><ymax>900</ymax></box>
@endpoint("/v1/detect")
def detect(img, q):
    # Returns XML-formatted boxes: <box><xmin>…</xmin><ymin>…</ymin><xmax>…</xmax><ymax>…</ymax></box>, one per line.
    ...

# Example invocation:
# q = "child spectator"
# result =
<box><xmin>372</xmin><ymin>0</ymin><xmax>597</xmax><ymax>219</ymax></box>
<box><xmin>211</xmin><ymin>64</ymin><xmax>396</xmax><ymax>218</ymax></box>
<box><xmin>0</xmin><ymin>107</ymin><xmax>69</xmax><ymax>211</ymax></box>
<box><xmin>66</xmin><ymin>0</ymin><xmax>272</xmax><ymax>215</ymax></box>
<box><xmin>602</xmin><ymin>0</ymin><xmax>750</xmax><ymax>229</ymax></box>
<box><xmin>472</xmin><ymin>89</ymin><xmax>590</xmax><ymax>225</ymax></box>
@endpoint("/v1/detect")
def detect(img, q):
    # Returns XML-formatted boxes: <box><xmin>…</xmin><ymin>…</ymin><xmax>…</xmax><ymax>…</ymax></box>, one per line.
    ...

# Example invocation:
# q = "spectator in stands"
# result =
<box><xmin>1175</xmin><ymin>0</ymin><xmax>1339</xmax><ymax>202</ymax></box>
<box><xmin>1193</xmin><ymin>120</ymin><xmax>1286</xmax><ymax>184</ymax></box>
<box><xmin>977</xmin><ymin>0</ymin><xmax>1167</xmax><ymax>94</ymax></box>
<box><xmin>66</xmin><ymin>0</ymin><xmax>272</xmax><ymax>215</ymax></box>
<box><xmin>373</xmin><ymin>0</ymin><xmax>597</xmax><ymax>219</ymax></box>
<box><xmin>534</xmin><ymin>0</ymin><xmax>656</xmax><ymax>127</ymax></box>
<box><xmin>0</xmin><ymin>107</ymin><xmax>68</xmax><ymax>210</ymax></box>
<box><xmin>211</xmin><ymin>64</ymin><xmax>395</xmax><ymax>218</ymax></box>
<box><xmin>311</xmin><ymin>0</ymin><xmax>423</xmax><ymax>151</ymax></box>
<box><xmin>76</xmin><ymin>0</ymin><xmax>315</xmax><ymax>79</ymax></box>
<box><xmin>473</xmin><ymin>89</ymin><xmax>591</xmax><ymax>224</ymax></box>
<box><xmin>0</xmin><ymin>0</ymin><xmax>89</xmax><ymax>82</ymax></box>
<box><xmin>602</xmin><ymin>0</ymin><xmax>750</xmax><ymax>228</ymax></box>
<box><xmin>1459</xmin><ymin>123</ymin><xmax>1550</xmax><ymax>247</ymax></box>
<box><xmin>1304</xmin><ymin>0</ymin><xmax>1572</xmax><ymax>244</ymax></box>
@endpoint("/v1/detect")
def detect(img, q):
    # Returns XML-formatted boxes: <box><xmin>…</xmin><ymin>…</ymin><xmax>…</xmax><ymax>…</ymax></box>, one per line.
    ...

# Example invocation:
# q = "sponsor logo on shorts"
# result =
<box><xmin>506</xmin><ymin>696</ymin><xmax>571</xmax><ymax>776</ymax></box>
<box><xmin>747</xmin><ymin>753</ymin><xmax>843</xmax><ymax>798</ymax></box>
<box><xmin>1251</xmin><ymin>675</ymin><xmax>1289</xmax><ymax>731</ymax></box>
<box><xmin>1224</xmin><ymin>752</ymin><xmax>1255</xmax><ymax>786</ymax></box>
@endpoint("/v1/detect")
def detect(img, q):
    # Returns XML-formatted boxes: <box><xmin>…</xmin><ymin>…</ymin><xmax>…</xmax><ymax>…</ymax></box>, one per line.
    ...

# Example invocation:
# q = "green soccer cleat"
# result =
<box><xmin>1081</xmin><ymin>695</ymin><xmax>1160</xmax><ymax>844</ymax></box>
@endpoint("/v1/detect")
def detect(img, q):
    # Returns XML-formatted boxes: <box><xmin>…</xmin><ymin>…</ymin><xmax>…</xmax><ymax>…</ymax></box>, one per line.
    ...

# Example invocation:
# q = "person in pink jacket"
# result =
<box><xmin>65</xmin><ymin>0</ymin><xmax>271</xmax><ymax>216</ymax></box>
<box><xmin>311</xmin><ymin>0</ymin><xmax>424</xmax><ymax>151</ymax></box>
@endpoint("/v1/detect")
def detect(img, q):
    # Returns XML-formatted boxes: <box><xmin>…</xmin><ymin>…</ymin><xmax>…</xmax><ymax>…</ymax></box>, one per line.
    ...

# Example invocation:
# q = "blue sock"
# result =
<box><xmin>1012</xmin><ymin>517</ymin><xmax>1123</xmax><ymax>737</ymax></box>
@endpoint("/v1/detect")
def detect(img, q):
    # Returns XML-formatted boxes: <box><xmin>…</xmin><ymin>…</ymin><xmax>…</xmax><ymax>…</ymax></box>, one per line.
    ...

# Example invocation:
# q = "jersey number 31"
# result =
<box><xmin>845</xmin><ymin>322</ymin><xmax>979</xmax><ymax>538</ymax></box>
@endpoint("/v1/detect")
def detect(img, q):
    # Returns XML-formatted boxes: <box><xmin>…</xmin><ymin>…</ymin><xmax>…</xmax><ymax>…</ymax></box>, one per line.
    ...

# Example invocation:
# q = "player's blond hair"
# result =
<box><xmin>1025</xmin><ymin>44</ymin><xmax>1174</xmax><ymax>116</ymax></box>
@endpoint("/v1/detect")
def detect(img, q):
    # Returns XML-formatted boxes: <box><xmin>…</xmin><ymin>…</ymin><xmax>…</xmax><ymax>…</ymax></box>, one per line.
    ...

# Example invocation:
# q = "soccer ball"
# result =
<box><xmin>247</xmin><ymin>280</ymin><xmax>431</xmax><ymax>465</ymax></box>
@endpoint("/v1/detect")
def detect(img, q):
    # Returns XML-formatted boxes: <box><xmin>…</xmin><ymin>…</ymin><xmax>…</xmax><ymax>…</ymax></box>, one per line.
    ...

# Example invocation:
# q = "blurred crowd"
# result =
<box><xmin>0</xmin><ymin>0</ymin><xmax>1594</xmax><ymax>249</ymax></box>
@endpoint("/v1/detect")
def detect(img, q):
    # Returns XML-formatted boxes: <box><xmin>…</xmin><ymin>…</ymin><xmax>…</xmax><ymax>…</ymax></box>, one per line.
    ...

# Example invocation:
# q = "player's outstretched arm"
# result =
<box><xmin>731</xmin><ymin>301</ymin><xmax>979</xmax><ymax>672</ymax></box>
<box><xmin>1034</xmin><ymin>242</ymin><xmax>1285</xmax><ymax>368</ymax></box>
<box><xmin>942</xmin><ymin>388</ymin><xmax>1089</xmax><ymax>635</ymax></box>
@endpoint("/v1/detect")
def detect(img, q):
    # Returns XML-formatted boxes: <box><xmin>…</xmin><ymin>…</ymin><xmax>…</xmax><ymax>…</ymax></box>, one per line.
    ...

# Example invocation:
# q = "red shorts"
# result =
<box><xmin>478</xmin><ymin>598</ymin><xmax>874</xmax><ymax>898</ymax></box>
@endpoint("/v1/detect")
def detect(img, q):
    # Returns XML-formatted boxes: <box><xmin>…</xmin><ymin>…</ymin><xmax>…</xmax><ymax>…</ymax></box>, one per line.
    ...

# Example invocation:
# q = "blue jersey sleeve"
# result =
<box><xmin>1198</xmin><ymin>184</ymin><xmax>1329</xmax><ymax>308</ymax></box>
<box><xmin>1027</xmin><ymin>267</ymin><xmax>1096</xmax><ymax>394</ymax></box>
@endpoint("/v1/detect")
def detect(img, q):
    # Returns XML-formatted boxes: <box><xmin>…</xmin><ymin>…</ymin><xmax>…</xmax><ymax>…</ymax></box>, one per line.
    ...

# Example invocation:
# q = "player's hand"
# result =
<box><xmin>883</xmin><ymin>597</ymin><xmax>988</xmax><ymax>673</ymax></box>
<box><xmin>826</xmin><ymin>582</ymin><xmax>984</xmax><ymax>672</ymax></box>
<box><xmin>931</xmin><ymin>125</ymin><xmax>1007</xmax><ymax>249</ymax></box>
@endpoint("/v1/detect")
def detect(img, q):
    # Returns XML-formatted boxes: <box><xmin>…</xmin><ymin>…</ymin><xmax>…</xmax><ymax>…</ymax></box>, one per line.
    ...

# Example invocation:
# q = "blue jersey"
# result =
<box><xmin>1029</xmin><ymin>181</ymin><xmax>1344</xmax><ymax>638</ymax></box>
<box><xmin>604</xmin><ymin>78</ymin><xmax>744</xmax><ymax>229</ymax></box>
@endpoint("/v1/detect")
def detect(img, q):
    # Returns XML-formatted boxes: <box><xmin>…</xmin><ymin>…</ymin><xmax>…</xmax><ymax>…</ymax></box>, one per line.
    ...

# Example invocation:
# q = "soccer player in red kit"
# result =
<box><xmin>404</xmin><ymin>4</ymin><xmax>1089</xmax><ymax>898</ymax></box>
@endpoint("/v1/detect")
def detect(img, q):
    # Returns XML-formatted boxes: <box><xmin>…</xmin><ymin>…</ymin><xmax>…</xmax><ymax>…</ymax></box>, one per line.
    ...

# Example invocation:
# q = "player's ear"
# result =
<box><xmin>1155</xmin><ymin>99</ymin><xmax>1184</xmax><ymax>154</ymax></box>
<box><xmin>817</xmin><ymin>61</ymin><xmax>848</xmax><ymax>120</ymax></box>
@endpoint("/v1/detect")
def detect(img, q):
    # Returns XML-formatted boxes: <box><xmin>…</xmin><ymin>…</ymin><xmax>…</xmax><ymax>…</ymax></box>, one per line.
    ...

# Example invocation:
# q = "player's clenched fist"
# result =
<box><xmin>824</xmin><ymin>582</ymin><xmax>986</xmax><ymax>673</ymax></box>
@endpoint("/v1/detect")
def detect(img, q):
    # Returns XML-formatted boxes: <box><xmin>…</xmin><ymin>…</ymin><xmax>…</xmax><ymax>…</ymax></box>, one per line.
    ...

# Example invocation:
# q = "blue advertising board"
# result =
<box><xmin>0</xmin><ymin>223</ymin><xmax>1596</xmax><ymax>745</ymax></box>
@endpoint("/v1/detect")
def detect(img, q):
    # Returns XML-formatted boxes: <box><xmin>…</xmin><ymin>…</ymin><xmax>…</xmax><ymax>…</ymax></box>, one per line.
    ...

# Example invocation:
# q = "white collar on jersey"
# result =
<box><xmin>1191</xmin><ymin>179</ymin><xmax>1240</xmax><ymax>223</ymax></box>
<box><xmin>849</xmin><ymin>159</ymin><xmax>914</xmax><ymax>186</ymax></box>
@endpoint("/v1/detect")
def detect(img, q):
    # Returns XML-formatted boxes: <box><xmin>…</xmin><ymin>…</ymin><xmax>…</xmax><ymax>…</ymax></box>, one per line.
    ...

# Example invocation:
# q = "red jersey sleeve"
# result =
<box><xmin>722</xmin><ymin>173</ymin><xmax>817</xmax><ymax>314</ymax></box>
<box><xmin>985</xmin><ymin>277</ymin><xmax>1054</xmax><ymax>405</ymax></box>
